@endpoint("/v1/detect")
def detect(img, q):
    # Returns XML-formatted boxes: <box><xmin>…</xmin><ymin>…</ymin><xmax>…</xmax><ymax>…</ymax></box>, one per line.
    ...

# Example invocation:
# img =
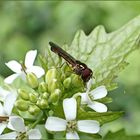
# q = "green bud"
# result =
<box><xmin>48</xmin><ymin>110</ymin><xmax>54</xmax><ymax>116</ymax></box>
<box><xmin>63</xmin><ymin>77</ymin><xmax>71</xmax><ymax>89</ymax></box>
<box><xmin>45</xmin><ymin>68</ymin><xmax>58</xmax><ymax>84</ymax></box>
<box><xmin>71</xmin><ymin>74</ymin><xmax>83</xmax><ymax>88</ymax></box>
<box><xmin>42</xmin><ymin>92</ymin><xmax>49</xmax><ymax>99</ymax></box>
<box><xmin>36</xmin><ymin>99</ymin><xmax>41</xmax><ymax>106</ymax></box>
<box><xmin>38</xmin><ymin>82</ymin><xmax>48</xmax><ymax>93</ymax></box>
<box><xmin>15</xmin><ymin>100</ymin><xmax>29</xmax><ymax>111</ymax></box>
<box><xmin>37</xmin><ymin>99</ymin><xmax>49</xmax><ymax>109</ymax></box>
<box><xmin>62</xmin><ymin>64</ymin><xmax>71</xmax><ymax>77</ymax></box>
<box><xmin>26</xmin><ymin>73</ymin><xmax>38</xmax><ymax>89</ymax></box>
<box><xmin>48</xmin><ymin>78</ymin><xmax>59</xmax><ymax>93</ymax></box>
<box><xmin>28</xmin><ymin>105</ymin><xmax>41</xmax><ymax>115</ymax></box>
<box><xmin>29</xmin><ymin>93</ymin><xmax>38</xmax><ymax>103</ymax></box>
<box><xmin>18</xmin><ymin>89</ymin><xmax>29</xmax><ymax>100</ymax></box>
<box><xmin>49</xmin><ymin>89</ymin><xmax>61</xmax><ymax>104</ymax></box>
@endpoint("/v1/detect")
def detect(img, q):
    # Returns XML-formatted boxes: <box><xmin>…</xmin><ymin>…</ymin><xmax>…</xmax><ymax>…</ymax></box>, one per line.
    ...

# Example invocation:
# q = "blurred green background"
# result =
<box><xmin>0</xmin><ymin>1</ymin><xmax>140</xmax><ymax>136</ymax></box>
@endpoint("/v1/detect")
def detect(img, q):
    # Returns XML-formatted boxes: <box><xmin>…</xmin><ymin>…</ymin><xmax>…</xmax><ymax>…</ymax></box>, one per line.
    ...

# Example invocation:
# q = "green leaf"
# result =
<box><xmin>78</xmin><ymin>109</ymin><xmax>124</xmax><ymax>125</ymax></box>
<box><xmin>68</xmin><ymin>15</ymin><xmax>140</xmax><ymax>90</ymax></box>
<box><xmin>79</xmin><ymin>132</ymin><xmax>102</xmax><ymax>140</ymax></box>
<box><xmin>45</xmin><ymin>43</ymin><xmax>63</xmax><ymax>68</ymax></box>
<box><xmin>96</xmin><ymin>97</ymin><xmax>112</xmax><ymax>103</ymax></box>
<box><xmin>38</xmin><ymin>54</ymin><xmax>48</xmax><ymax>72</ymax></box>
<box><xmin>0</xmin><ymin>76</ymin><xmax>4</xmax><ymax>85</ymax></box>
<box><xmin>36</xmin><ymin>125</ymin><xmax>48</xmax><ymax>139</ymax></box>
<box><xmin>104</xmin><ymin>129</ymin><xmax>140</xmax><ymax>140</ymax></box>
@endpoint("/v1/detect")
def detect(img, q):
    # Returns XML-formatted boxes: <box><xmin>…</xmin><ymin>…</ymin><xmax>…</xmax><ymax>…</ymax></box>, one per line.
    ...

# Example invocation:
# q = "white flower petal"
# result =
<box><xmin>88</xmin><ymin>101</ymin><xmax>107</xmax><ymax>113</ymax></box>
<box><xmin>25</xmin><ymin>50</ymin><xmax>37</xmax><ymax>68</ymax></box>
<box><xmin>8</xmin><ymin>116</ymin><xmax>26</xmax><ymax>132</ymax></box>
<box><xmin>63</xmin><ymin>98</ymin><xmax>77</xmax><ymax>121</ymax></box>
<box><xmin>86</xmin><ymin>79</ymin><xmax>93</xmax><ymax>92</ymax></box>
<box><xmin>45</xmin><ymin>117</ymin><xmax>66</xmax><ymax>131</ymax></box>
<box><xmin>7</xmin><ymin>120</ymin><xmax>14</xmax><ymax>130</ymax></box>
<box><xmin>0</xmin><ymin>87</ymin><xmax>10</xmax><ymax>101</ymax></box>
<box><xmin>0</xmin><ymin>103</ymin><xmax>4</xmax><ymax>115</ymax></box>
<box><xmin>20</xmin><ymin>72</ymin><xmax>26</xmax><ymax>81</ymax></box>
<box><xmin>0</xmin><ymin>132</ymin><xmax>17</xmax><ymax>139</ymax></box>
<box><xmin>66</xmin><ymin>131</ymin><xmax>79</xmax><ymax>139</ymax></box>
<box><xmin>81</xmin><ymin>93</ymin><xmax>89</xmax><ymax>104</ymax></box>
<box><xmin>90</xmin><ymin>86</ymin><xmax>107</xmax><ymax>100</ymax></box>
<box><xmin>5</xmin><ymin>60</ymin><xmax>22</xmax><ymax>73</ymax></box>
<box><xmin>27</xmin><ymin>66</ymin><xmax>45</xmax><ymax>78</ymax></box>
<box><xmin>0</xmin><ymin>122</ymin><xmax>7</xmax><ymax>134</ymax></box>
<box><xmin>4</xmin><ymin>74</ymin><xmax>20</xmax><ymax>84</ymax></box>
<box><xmin>4</xmin><ymin>93</ymin><xmax>17</xmax><ymax>115</ymax></box>
<box><xmin>77</xmin><ymin>120</ymin><xmax>100</xmax><ymax>134</ymax></box>
<box><xmin>28</xmin><ymin>129</ymin><xmax>42</xmax><ymax>139</ymax></box>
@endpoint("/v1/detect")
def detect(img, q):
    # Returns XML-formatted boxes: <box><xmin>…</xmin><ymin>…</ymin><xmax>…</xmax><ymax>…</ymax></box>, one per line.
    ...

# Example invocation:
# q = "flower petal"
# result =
<box><xmin>45</xmin><ymin>117</ymin><xmax>66</xmax><ymax>131</ymax></box>
<box><xmin>5</xmin><ymin>60</ymin><xmax>22</xmax><ymax>73</ymax></box>
<box><xmin>4</xmin><ymin>74</ymin><xmax>20</xmax><ymax>84</ymax></box>
<box><xmin>66</xmin><ymin>131</ymin><xmax>79</xmax><ymax>139</ymax></box>
<box><xmin>0</xmin><ymin>102</ymin><xmax>5</xmax><ymax>115</ymax></box>
<box><xmin>20</xmin><ymin>72</ymin><xmax>26</xmax><ymax>81</ymax></box>
<box><xmin>4</xmin><ymin>92</ymin><xmax>17</xmax><ymax>115</ymax></box>
<box><xmin>27</xmin><ymin>66</ymin><xmax>45</xmax><ymax>78</ymax></box>
<box><xmin>0</xmin><ymin>87</ymin><xmax>11</xmax><ymax>101</ymax></box>
<box><xmin>63</xmin><ymin>98</ymin><xmax>77</xmax><ymax>121</ymax></box>
<box><xmin>90</xmin><ymin>86</ymin><xmax>107</xmax><ymax>100</ymax></box>
<box><xmin>0</xmin><ymin>132</ymin><xmax>17</xmax><ymax>139</ymax></box>
<box><xmin>0</xmin><ymin>122</ymin><xmax>7</xmax><ymax>134</ymax></box>
<box><xmin>88</xmin><ymin>101</ymin><xmax>107</xmax><ymax>112</ymax></box>
<box><xmin>80</xmin><ymin>93</ymin><xmax>89</xmax><ymax>104</ymax></box>
<box><xmin>8</xmin><ymin>116</ymin><xmax>26</xmax><ymax>132</ymax></box>
<box><xmin>77</xmin><ymin>120</ymin><xmax>100</xmax><ymax>134</ymax></box>
<box><xmin>28</xmin><ymin>129</ymin><xmax>42</xmax><ymax>139</ymax></box>
<box><xmin>25</xmin><ymin>50</ymin><xmax>37</xmax><ymax>68</ymax></box>
<box><xmin>86</xmin><ymin>79</ymin><xmax>93</xmax><ymax>92</ymax></box>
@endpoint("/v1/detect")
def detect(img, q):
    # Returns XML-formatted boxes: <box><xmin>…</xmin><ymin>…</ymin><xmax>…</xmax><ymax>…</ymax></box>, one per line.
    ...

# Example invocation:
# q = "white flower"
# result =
<box><xmin>0</xmin><ymin>116</ymin><xmax>42</xmax><ymax>139</ymax></box>
<box><xmin>45</xmin><ymin>98</ymin><xmax>100</xmax><ymax>139</ymax></box>
<box><xmin>0</xmin><ymin>88</ymin><xmax>17</xmax><ymax>134</ymax></box>
<box><xmin>4</xmin><ymin>50</ymin><xmax>45</xmax><ymax>84</ymax></box>
<box><xmin>0</xmin><ymin>87</ymin><xmax>11</xmax><ymax>102</ymax></box>
<box><xmin>80</xmin><ymin>79</ymin><xmax>108</xmax><ymax>113</ymax></box>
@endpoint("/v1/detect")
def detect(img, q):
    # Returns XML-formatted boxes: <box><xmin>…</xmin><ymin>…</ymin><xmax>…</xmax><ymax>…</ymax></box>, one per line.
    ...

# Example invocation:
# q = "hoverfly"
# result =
<box><xmin>49</xmin><ymin>42</ymin><xmax>93</xmax><ymax>83</ymax></box>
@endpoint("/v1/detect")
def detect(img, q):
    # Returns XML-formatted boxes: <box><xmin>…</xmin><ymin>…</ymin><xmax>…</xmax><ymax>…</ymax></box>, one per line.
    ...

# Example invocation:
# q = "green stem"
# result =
<box><xmin>28</xmin><ymin>111</ymin><xmax>44</xmax><ymax>129</ymax></box>
<box><xmin>72</xmin><ymin>92</ymin><xmax>81</xmax><ymax>98</ymax></box>
<box><xmin>24</xmin><ymin>117</ymin><xmax>45</xmax><ymax>124</ymax></box>
<box><xmin>48</xmin><ymin>132</ymin><xmax>54</xmax><ymax>139</ymax></box>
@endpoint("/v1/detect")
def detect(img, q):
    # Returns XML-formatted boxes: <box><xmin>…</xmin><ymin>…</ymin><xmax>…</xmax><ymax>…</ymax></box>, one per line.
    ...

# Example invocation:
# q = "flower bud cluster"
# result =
<box><xmin>15</xmin><ymin>67</ymin><xmax>84</xmax><ymax>115</ymax></box>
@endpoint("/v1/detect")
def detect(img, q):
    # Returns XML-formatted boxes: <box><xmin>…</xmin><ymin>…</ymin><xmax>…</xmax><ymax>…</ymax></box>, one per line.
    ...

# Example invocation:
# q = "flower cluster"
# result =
<box><xmin>0</xmin><ymin>49</ymin><xmax>110</xmax><ymax>139</ymax></box>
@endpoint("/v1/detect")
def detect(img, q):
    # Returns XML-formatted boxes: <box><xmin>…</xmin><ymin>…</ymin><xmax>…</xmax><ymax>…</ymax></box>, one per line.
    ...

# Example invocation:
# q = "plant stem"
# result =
<box><xmin>28</xmin><ymin>111</ymin><xmax>44</xmax><ymax>129</ymax></box>
<box><xmin>48</xmin><ymin>132</ymin><xmax>54</xmax><ymax>139</ymax></box>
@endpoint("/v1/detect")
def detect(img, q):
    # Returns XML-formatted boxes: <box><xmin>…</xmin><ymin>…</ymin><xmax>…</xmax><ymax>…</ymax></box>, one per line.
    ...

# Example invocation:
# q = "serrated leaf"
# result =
<box><xmin>104</xmin><ymin>129</ymin><xmax>140</xmax><ymax>140</ymax></box>
<box><xmin>78</xmin><ymin>109</ymin><xmax>124</xmax><ymax>125</ymax></box>
<box><xmin>68</xmin><ymin>15</ymin><xmax>140</xmax><ymax>90</ymax></box>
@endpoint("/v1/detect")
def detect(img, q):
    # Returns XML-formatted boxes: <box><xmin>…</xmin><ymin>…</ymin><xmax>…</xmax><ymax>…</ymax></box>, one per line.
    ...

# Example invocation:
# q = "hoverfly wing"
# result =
<box><xmin>49</xmin><ymin>42</ymin><xmax>77</xmax><ymax>67</ymax></box>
